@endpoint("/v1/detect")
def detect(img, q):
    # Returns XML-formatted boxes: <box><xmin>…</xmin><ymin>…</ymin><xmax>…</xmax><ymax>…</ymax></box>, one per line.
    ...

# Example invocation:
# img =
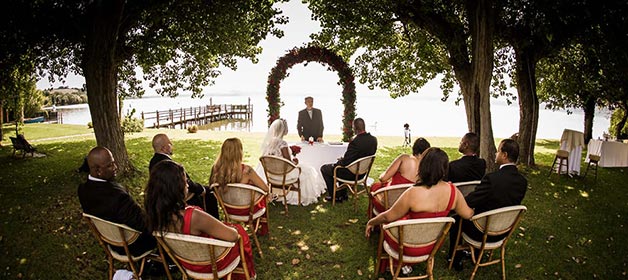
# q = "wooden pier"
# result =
<box><xmin>140</xmin><ymin>98</ymin><xmax>253</xmax><ymax>129</ymax></box>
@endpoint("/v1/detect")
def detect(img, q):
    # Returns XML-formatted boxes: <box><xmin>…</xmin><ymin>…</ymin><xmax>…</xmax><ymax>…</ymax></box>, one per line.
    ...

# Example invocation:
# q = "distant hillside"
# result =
<box><xmin>44</xmin><ymin>87</ymin><xmax>87</xmax><ymax>106</ymax></box>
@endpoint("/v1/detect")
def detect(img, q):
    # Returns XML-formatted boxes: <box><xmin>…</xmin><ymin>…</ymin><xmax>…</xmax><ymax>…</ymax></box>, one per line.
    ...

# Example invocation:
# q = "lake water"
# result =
<box><xmin>52</xmin><ymin>91</ymin><xmax>611</xmax><ymax>140</ymax></box>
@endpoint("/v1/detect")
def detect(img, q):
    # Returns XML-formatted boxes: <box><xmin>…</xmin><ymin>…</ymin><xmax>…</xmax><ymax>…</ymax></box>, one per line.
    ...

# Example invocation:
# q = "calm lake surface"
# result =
<box><xmin>54</xmin><ymin>91</ymin><xmax>611</xmax><ymax>140</ymax></box>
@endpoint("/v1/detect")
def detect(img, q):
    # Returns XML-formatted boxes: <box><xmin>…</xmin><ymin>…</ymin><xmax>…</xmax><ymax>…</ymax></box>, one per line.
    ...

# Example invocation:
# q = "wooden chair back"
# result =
<box><xmin>82</xmin><ymin>213</ymin><xmax>163</xmax><ymax>279</ymax></box>
<box><xmin>453</xmin><ymin>180</ymin><xmax>481</xmax><ymax>197</ymax></box>
<box><xmin>379</xmin><ymin>217</ymin><xmax>455</xmax><ymax>279</ymax></box>
<box><xmin>154</xmin><ymin>232</ymin><xmax>249</xmax><ymax>280</ymax></box>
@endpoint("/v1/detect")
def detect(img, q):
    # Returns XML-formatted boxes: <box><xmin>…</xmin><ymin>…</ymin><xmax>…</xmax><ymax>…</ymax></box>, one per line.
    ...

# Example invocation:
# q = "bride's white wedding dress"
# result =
<box><xmin>258</xmin><ymin>140</ymin><xmax>326</xmax><ymax>206</ymax></box>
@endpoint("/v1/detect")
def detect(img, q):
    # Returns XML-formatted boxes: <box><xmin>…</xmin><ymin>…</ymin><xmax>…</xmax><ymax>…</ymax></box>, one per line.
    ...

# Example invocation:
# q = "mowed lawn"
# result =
<box><xmin>1</xmin><ymin>123</ymin><xmax>627</xmax><ymax>279</ymax></box>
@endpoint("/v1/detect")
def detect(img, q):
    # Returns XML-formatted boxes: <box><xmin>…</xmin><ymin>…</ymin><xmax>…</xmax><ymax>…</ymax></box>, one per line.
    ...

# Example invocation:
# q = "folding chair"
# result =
<box><xmin>377</xmin><ymin>217</ymin><xmax>455</xmax><ymax>280</ymax></box>
<box><xmin>82</xmin><ymin>213</ymin><xmax>170</xmax><ymax>280</ymax></box>
<box><xmin>332</xmin><ymin>155</ymin><xmax>376</xmax><ymax>209</ymax></box>
<box><xmin>449</xmin><ymin>205</ymin><xmax>527</xmax><ymax>280</ymax></box>
<box><xmin>259</xmin><ymin>155</ymin><xmax>302</xmax><ymax>213</ymax></box>
<box><xmin>153</xmin><ymin>231</ymin><xmax>250</xmax><ymax>280</ymax></box>
<box><xmin>211</xmin><ymin>183</ymin><xmax>268</xmax><ymax>258</ymax></box>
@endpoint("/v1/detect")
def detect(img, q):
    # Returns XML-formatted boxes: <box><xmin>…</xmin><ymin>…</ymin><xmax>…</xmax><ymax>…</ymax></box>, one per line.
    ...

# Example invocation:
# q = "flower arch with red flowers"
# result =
<box><xmin>266</xmin><ymin>46</ymin><xmax>356</xmax><ymax>142</ymax></box>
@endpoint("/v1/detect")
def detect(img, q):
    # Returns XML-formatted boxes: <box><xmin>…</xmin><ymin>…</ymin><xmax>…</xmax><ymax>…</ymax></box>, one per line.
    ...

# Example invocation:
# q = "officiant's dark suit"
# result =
<box><xmin>78</xmin><ymin>147</ymin><xmax>155</xmax><ymax>256</ymax></box>
<box><xmin>448</xmin><ymin>139</ymin><xmax>527</xmax><ymax>268</ymax></box>
<box><xmin>149</xmin><ymin>134</ymin><xmax>219</xmax><ymax>219</ymax></box>
<box><xmin>297</xmin><ymin>97</ymin><xmax>324</xmax><ymax>140</ymax></box>
<box><xmin>321</xmin><ymin>118</ymin><xmax>377</xmax><ymax>201</ymax></box>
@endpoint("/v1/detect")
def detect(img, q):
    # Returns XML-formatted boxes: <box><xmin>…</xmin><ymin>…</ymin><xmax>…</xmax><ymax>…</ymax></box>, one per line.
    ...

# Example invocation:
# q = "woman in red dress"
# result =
<box><xmin>365</xmin><ymin>147</ymin><xmax>474</xmax><ymax>271</ymax></box>
<box><xmin>369</xmin><ymin>138</ymin><xmax>431</xmax><ymax>215</ymax></box>
<box><xmin>145</xmin><ymin>160</ymin><xmax>256</xmax><ymax>279</ymax></box>
<box><xmin>210</xmin><ymin>138</ymin><xmax>270</xmax><ymax>235</ymax></box>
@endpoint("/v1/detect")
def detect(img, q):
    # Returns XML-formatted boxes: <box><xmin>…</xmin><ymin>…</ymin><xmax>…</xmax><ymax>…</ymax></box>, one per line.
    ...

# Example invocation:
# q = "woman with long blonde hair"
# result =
<box><xmin>210</xmin><ymin>138</ymin><xmax>269</xmax><ymax>234</ymax></box>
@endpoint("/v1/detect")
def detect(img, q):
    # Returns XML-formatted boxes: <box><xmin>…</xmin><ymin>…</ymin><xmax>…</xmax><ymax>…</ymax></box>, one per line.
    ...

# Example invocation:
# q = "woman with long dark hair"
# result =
<box><xmin>145</xmin><ymin>160</ymin><xmax>256</xmax><ymax>279</ymax></box>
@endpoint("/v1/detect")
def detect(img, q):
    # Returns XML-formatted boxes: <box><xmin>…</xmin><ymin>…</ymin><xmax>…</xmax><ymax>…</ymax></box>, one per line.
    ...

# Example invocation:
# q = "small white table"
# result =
<box><xmin>293</xmin><ymin>142</ymin><xmax>348</xmax><ymax>178</ymax></box>
<box><xmin>559</xmin><ymin>129</ymin><xmax>585</xmax><ymax>175</ymax></box>
<box><xmin>586</xmin><ymin>139</ymin><xmax>628</xmax><ymax>167</ymax></box>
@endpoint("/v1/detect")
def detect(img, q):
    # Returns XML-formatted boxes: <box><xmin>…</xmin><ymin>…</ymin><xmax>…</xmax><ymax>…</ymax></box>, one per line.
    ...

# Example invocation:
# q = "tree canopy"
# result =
<box><xmin>2</xmin><ymin>0</ymin><xmax>287</xmax><ymax>171</ymax></box>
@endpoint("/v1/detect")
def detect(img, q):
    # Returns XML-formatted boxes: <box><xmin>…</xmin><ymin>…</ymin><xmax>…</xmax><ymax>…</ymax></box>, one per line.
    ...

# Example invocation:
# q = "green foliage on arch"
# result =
<box><xmin>266</xmin><ymin>46</ymin><xmax>356</xmax><ymax>141</ymax></box>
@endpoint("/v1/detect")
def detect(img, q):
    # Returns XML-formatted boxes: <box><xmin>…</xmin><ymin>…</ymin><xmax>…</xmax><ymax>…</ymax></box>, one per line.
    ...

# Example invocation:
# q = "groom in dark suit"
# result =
<box><xmin>149</xmin><ymin>133</ymin><xmax>219</xmax><ymax>219</ymax></box>
<box><xmin>78</xmin><ymin>147</ymin><xmax>156</xmax><ymax>256</ymax></box>
<box><xmin>321</xmin><ymin>118</ymin><xmax>377</xmax><ymax>202</ymax></box>
<box><xmin>448</xmin><ymin>138</ymin><xmax>527</xmax><ymax>270</ymax></box>
<box><xmin>297</xmin><ymin>96</ymin><xmax>324</xmax><ymax>142</ymax></box>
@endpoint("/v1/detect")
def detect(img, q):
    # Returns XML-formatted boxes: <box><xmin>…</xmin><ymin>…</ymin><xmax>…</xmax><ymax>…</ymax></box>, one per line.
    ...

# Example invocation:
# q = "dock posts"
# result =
<box><xmin>156</xmin><ymin>111</ymin><xmax>160</xmax><ymax>128</ymax></box>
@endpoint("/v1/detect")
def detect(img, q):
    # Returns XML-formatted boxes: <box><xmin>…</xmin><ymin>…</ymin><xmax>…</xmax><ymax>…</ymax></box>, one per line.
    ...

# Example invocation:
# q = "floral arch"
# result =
<box><xmin>266</xmin><ymin>46</ymin><xmax>356</xmax><ymax>141</ymax></box>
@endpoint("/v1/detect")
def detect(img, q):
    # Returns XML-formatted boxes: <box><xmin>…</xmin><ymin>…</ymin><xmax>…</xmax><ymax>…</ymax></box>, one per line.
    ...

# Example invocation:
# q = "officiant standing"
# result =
<box><xmin>297</xmin><ymin>96</ymin><xmax>324</xmax><ymax>142</ymax></box>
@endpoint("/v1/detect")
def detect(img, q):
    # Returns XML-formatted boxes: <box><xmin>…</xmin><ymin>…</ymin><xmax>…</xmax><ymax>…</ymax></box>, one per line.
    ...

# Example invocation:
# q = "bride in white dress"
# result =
<box><xmin>258</xmin><ymin>119</ymin><xmax>326</xmax><ymax>206</ymax></box>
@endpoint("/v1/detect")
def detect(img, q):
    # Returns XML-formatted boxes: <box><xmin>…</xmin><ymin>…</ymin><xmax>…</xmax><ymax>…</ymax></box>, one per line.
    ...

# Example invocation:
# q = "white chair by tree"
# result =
<box><xmin>332</xmin><ymin>155</ymin><xmax>376</xmax><ymax>209</ymax></box>
<box><xmin>259</xmin><ymin>155</ymin><xmax>302</xmax><ymax>213</ymax></box>
<box><xmin>453</xmin><ymin>180</ymin><xmax>482</xmax><ymax>197</ymax></box>
<box><xmin>153</xmin><ymin>231</ymin><xmax>250</xmax><ymax>280</ymax></box>
<box><xmin>82</xmin><ymin>213</ymin><xmax>170</xmax><ymax>280</ymax></box>
<box><xmin>211</xmin><ymin>183</ymin><xmax>268</xmax><ymax>258</ymax></box>
<box><xmin>449</xmin><ymin>205</ymin><xmax>527</xmax><ymax>280</ymax></box>
<box><xmin>377</xmin><ymin>217</ymin><xmax>455</xmax><ymax>280</ymax></box>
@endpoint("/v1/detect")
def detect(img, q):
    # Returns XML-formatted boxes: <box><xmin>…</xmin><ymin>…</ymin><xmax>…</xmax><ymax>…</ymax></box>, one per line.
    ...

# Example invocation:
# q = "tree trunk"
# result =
<box><xmin>514</xmin><ymin>46</ymin><xmax>539</xmax><ymax>166</ymax></box>
<box><xmin>469</xmin><ymin>0</ymin><xmax>497</xmax><ymax>171</ymax></box>
<box><xmin>83</xmin><ymin>0</ymin><xmax>132</xmax><ymax>172</ymax></box>
<box><xmin>583</xmin><ymin>96</ymin><xmax>595</xmax><ymax>145</ymax></box>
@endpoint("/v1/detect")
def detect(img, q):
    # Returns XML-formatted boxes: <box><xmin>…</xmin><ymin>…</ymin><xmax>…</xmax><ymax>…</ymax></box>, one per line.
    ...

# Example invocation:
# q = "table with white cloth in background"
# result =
<box><xmin>559</xmin><ymin>129</ymin><xmax>585</xmax><ymax>175</ymax></box>
<box><xmin>586</xmin><ymin>139</ymin><xmax>628</xmax><ymax>167</ymax></box>
<box><xmin>293</xmin><ymin>142</ymin><xmax>348</xmax><ymax>178</ymax></box>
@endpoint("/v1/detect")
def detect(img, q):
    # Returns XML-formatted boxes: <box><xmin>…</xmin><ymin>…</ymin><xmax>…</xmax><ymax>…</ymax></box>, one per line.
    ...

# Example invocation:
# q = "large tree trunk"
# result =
<box><xmin>83</xmin><ymin>0</ymin><xmax>132</xmax><ymax>172</ymax></box>
<box><xmin>514</xmin><ymin>46</ymin><xmax>539</xmax><ymax>166</ymax></box>
<box><xmin>582</xmin><ymin>96</ymin><xmax>595</xmax><ymax>145</ymax></box>
<box><xmin>469</xmin><ymin>0</ymin><xmax>497</xmax><ymax>171</ymax></box>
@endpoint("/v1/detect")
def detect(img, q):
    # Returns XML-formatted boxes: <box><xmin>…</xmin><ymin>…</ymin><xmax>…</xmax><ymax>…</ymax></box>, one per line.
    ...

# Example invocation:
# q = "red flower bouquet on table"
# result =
<box><xmin>289</xmin><ymin>145</ymin><xmax>301</xmax><ymax>157</ymax></box>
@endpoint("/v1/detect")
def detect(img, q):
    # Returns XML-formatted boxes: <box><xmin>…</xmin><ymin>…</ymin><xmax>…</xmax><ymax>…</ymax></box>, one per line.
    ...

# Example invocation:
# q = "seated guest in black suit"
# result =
<box><xmin>78</xmin><ymin>147</ymin><xmax>156</xmax><ymax>256</ymax></box>
<box><xmin>149</xmin><ymin>133</ymin><xmax>219</xmax><ymax>219</ymax></box>
<box><xmin>321</xmin><ymin>118</ymin><xmax>378</xmax><ymax>202</ymax></box>
<box><xmin>449</xmin><ymin>138</ymin><xmax>527</xmax><ymax>270</ymax></box>
<box><xmin>447</xmin><ymin>132</ymin><xmax>486</xmax><ymax>183</ymax></box>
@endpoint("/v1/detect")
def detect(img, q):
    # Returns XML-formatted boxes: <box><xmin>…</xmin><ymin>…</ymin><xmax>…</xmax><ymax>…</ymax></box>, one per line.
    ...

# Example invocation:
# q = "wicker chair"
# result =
<box><xmin>259</xmin><ymin>155</ymin><xmax>302</xmax><ymax>213</ymax></box>
<box><xmin>449</xmin><ymin>205</ymin><xmax>527</xmax><ymax>280</ymax></box>
<box><xmin>453</xmin><ymin>180</ymin><xmax>482</xmax><ymax>197</ymax></box>
<box><xmin>377</xmin><ymin>217</ymin><xmax>455</xmax><ymax>280</ymax></box>
<box><xmin>332</xmin><ymin>155</ymin><xmax>376</xmax><ymax>209</ymax></box>
<box><xmin>368</xmin><ymin>183</ymin><xmax>414</xmax><ymax>220</ymax></box>
<box><xmin>153</xmin><ymin>232</ymin><xmax>250</xmax><ymax>280</ymax></box>
<box><xmin>82</xmin><ymin>213</ymin><xmax>169</xmax><ymax>280</ymax></box>
<box><xmin>211</xmin><ymin>183</ymin><xmax>268</xmax><ymax>258</ymax></box>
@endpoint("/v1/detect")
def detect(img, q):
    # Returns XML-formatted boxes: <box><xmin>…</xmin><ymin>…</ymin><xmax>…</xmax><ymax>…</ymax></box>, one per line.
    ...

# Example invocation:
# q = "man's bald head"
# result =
<box><xmin>152</xmin><ymin>133</ymin><xmax>173</xmax><ymax>155</ymax></box>
<box><xmin>87</xmin><ymin>147</ymin><xmax>117</xmax><ymax>180</ymax></box>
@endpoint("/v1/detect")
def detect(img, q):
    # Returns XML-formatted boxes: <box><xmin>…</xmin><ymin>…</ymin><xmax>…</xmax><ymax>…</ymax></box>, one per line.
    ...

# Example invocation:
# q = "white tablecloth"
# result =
<box><xmin>293</xmin><ymin>142</ymin><xmax>348</xmax><ymax>178</ymax></box>
<box><xmin>586</xmin><ymin>139</ymin><xmax>628</xmax><ymax>167</ymax></box>
<box><xmin>255</xmin><ymin>142</ymin><xmax>348</xmax><ymax>185</ymax></box>
<box><xmin>559</xmin><ymin>129</ymin><xmax>585</xmax><ymax>175</ymax></box>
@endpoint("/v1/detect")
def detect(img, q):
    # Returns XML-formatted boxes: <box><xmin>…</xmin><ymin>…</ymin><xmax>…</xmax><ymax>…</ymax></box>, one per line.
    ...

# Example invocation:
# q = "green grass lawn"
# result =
<box><xmin>0</xmin><ymin>124</ymin><xmax>627</xmax><ymax>279</ymax></box>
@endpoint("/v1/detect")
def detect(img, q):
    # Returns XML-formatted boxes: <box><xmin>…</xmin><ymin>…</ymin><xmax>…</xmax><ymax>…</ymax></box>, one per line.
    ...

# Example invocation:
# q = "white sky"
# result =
<box><xmin>36</xmin><ymin>0</ymin><xmax>437</xmax><ymax>98</ymax></box>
